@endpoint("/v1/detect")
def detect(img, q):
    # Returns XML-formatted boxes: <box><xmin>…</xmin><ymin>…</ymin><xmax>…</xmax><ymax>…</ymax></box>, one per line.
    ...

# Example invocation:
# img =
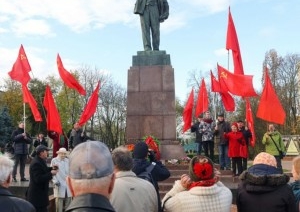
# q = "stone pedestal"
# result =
<box><xmin>126</xmin><ymin>51</ymin><xmax>186</xmax><ymax>160</ymax></box>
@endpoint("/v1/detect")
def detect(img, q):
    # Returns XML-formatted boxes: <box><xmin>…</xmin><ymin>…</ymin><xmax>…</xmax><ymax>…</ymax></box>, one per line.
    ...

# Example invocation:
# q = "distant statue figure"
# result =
<box><xmin>134</xmin><ymin>0</ymin><xmax>169</xmax><ymax>51</ymax></box>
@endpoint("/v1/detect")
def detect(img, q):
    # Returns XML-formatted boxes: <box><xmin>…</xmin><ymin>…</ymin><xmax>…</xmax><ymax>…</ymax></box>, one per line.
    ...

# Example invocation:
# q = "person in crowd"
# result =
<box><xmin>132</xmin><ymin>141</ymin><xmax>170</xmax><ymax>212</ymax></box>
<box><xmin>224</xmin><ymin>122</ymin><xmax>246</xmax><ymax>177</ymax></box>
<box><xmin>262</xmin><ymin>123</ymin><xmax>286</xmax><ymax>173</ymax></box>
<box><xmin>65</xmin><ymin>141</ymin><xmax>116</xmax><ymax>211</ymax></box>
<box><xmin>191</xmin><ymin>114</ymin><xmax>204</xmax><ymax>155</ymax></box>
<box><xmin>110</xmin><ymin>146</ymin><xmax>158</xmax><ymax>212</ymax></box>
<box><xmin>237</xmin><ymin>152</ymin><xmax>296</xmax><ymax>212</ymax></box>
<box><xmin>214</xmin><ymin>113</ymin><xmax>231</xmax><ymax>170</ymax></box>
<box><xmin>289</xmin><ymin>156</ymin><xmax>300</xmax><ymax>211</ymax></box>
<box><xmin>27</xmin><ymin>145</ymin><xmax>58</xmax><ymax>212</ymax></box>
<box><xmin>50</xmin><ymin>148</ymin><xmax>72</xmax><ymax>212</ymax></box>
<box><xmin>68</xmin><ymin>123</ymin><xmax>87</xmax><ymax>150</ymax></box>
<box><xmin>237</xmin><ymin>120</ymin><xmax>252</xmax><ymax>171</ymax></box>
<box><xmin>199</xmin><ymin>111</ymin><xmax>216</xmax><ymax>161</ymax></box>
<box><xmin>31</xmin><ymin>133</ymin><xmax>48</xmax><ymax>158</ymax></box>
<box><xmin>11</xmin><ymin>121</ymin><xmax>32</xmax><ymax>182</ymax></box>
<box><xmin>0</xmin><ymin>142</ymin><xmax>5</xmax><ymax>155</ymax></box>
<box><xmin>161</xmin><ymin>155</ymin><xmax>232</xmax><ymax>212</ymax></box>
<box><xmin>48</xmin><ymin>130</ymin><xmax>69</xmax><ymax>158</ymax></box>
<box><xmin>0</xmin><ymin>155</ymin><xmax>36</xmax><ymax>212</ymax></box>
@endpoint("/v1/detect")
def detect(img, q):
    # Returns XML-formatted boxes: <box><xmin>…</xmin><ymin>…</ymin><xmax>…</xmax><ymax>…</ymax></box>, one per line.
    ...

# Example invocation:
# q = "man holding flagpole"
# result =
<box><xmin>11</xmin><ymin>121</ymin><xmax>32</xmax><ymax>182</ymax></box>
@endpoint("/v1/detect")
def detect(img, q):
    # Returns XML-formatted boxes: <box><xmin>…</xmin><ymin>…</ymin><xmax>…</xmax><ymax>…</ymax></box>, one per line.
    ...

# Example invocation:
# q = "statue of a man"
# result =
<box><xmin>134</xmin><ymin>0</ymin><xmax>169</xmax><ymax>51</ymax></box>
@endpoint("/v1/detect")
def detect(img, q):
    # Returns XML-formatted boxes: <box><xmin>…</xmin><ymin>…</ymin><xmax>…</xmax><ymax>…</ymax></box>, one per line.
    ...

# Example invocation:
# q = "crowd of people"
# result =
<box><xmin>0</xmin><ymin>116</ymin><xmax>299</xmax><ymax>212</ymax></box>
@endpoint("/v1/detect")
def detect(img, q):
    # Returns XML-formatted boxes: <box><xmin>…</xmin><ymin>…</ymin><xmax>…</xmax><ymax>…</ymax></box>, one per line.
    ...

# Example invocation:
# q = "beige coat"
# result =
<box><xmin>110</xmin><ymin>171</ymin><xmax>158</xmax><ymax>212</ymax></box>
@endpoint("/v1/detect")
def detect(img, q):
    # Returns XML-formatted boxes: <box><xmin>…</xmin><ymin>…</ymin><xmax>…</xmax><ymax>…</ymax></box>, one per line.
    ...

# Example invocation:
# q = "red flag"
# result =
<box><xmin>226</xmin><ymin>8</ymin><xmax>244</xmax><ymax>75</ymax></box>
<box><xmin>8</xmin><ymin>45</ymin><xmax>31</xmax><ymax>85</ymax></box>
<box><xmin>183</xmin><ymin>88</ymin><xmax>194</xmax><ymax>133</ymax></box>
<box><xmin>220</xmin><ymin>92</ymin><xmax>235</xmax><ymax>112</ymax></box>
<box><xmin>195</xmin><ymin>79</ymin><xmax>209</xmax><ymax>117</ymax></box>
<box><xmin>210</xmin><ymin>71</ymin><xmax>235</xmax><ymax>111</ymax></box>
<box><xmin>78</xmin><ymin>82</ymin><xmax>100</xmax><ymax>126</ymax></box>
<box><xmin>256</xmin><ymin>68</ymin><xmax>286</xmax><ymax>125</ymax></box>
<box><xmin>245</xmin><ymin>98</ymin><xmax>256</xmax><ymax>147</ymax></box>
<box><xmin>22</xmin><ymin>85</ymin><xmax>42</xmax><ymax>122</ymax></box>
<box><xmin>43</xmin><ymin>85</ymin><xmax>62</xmax><ymax>134</ymax></box>
<box><xmin>210</xmin><ymin>70</ymin><xmax>221</xmax><ymax>92</ymax></box>
<box><xmin>218</xmin><ymin>64</ymin><xmax>257</xmax><ymax>97</ymax></box>
<box><xmin>57</xmin><ymin>54</ymin><xmax>86</xmax><ymax>95</ymax></box>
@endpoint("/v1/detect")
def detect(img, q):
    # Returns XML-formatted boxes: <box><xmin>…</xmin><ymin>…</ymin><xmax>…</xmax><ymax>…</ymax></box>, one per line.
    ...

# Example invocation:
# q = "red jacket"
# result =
<box><xmin>224</xmin><ymin>131</ymin><xmax>246</xmax><ymax>158</ymax></box>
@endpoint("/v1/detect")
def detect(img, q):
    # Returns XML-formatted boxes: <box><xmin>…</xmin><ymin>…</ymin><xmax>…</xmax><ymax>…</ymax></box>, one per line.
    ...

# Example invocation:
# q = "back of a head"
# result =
<box><xmin>69</xmin><ymin>141</ymin><xmax>113</xmax><ymax>180</ymax></box>
<box><xmin>112</xmin><ymin>146</ymin><xmax>133</xmax><ymax>171</ymax></box>
<box><xmin>189</xmin><ymin>155</ymin><xmax>215</xmax><ymax>182</ymax></box>
<box><xmin>253</xmin><ymin>152</ymin><xmax>277</xmax><ymax>168</ymax></box>
<box><xmin>0</xmin><ymin>155</ymin><xmax>14</xmax><ymax>185</ymax></box>
<box><xmin>292</xmin><ymin>156</ymin><xmax>300</xmax><ymax>180</ymax></box>
<box><xmin>133</xmin><ymin>142</ymin><xmax>148</xmax><ymax>159</ymax></box>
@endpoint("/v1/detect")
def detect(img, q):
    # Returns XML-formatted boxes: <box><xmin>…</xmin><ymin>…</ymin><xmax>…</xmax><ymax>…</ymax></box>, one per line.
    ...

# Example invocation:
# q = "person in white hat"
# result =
<box><xmin>50</xmin><ymin>147</ymin><xmax>72</xmax><ymax>212</ymax></box>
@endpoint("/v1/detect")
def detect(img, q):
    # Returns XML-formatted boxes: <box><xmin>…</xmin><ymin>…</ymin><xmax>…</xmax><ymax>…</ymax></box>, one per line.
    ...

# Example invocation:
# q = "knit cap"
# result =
<box><xmin>253</xmin><ymin>152</ymin><xmax>277</xmax><ymax>167</ymax></box>
<box><xmin>189</xmin><ymin>156</ymin><xmax>215</xmax><ymax>182</ymax></box>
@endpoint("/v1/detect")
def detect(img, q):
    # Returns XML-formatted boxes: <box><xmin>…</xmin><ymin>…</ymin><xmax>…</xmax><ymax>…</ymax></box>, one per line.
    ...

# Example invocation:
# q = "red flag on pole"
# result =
<box><xmin>217</xmin><ymin>64</ymin><xmax>257</xmax><ymax>97</ymax></box>
<box><xmin>57</xmin><ymin>54</ymin><xmax>86</xmax><ymax>95</ymax></box>
<box><xmin>78</xmin><ymin>81</ymin><xmax>100</xmax><ymax>126</ymax></box>
<box><xmin>226</xmin><ymin>7</ymin><xmax>244</xmax><ymax>75</ymax></box>
<box><xmin>210</xmin><ymin>71</ymin><xmax>235</xmax><ymax>111</ymax></box>
<box><xmin>245</xmin><ymin>98</ymin><xmax>256</xmax><ymax>147</ymax></box>
<box><xmin>22</xmin><ymin>85</ymin><xmax>42</xmax><ymax>122</ymax></box>
<box><xmin>8</xmin><ymin>45</ymin><xmax>31</xmax><ymax>85</ymax></box>
<box><xmin>195</xmin><ymin>79</ymin><xmax>209</xmax><ymax>117</ymax></box>
<box><xmin>43</xmin><ymin>85</ymin><xmax>62</xmax><ymax>134</ymax></box>
<box><xmin>183</xmin><ymin>88</ymin><xmax>194</xmax><ymax>133</ymax></box>
<box><xmin>256</xmin><ymin>68</ymin><xmax>286</xmax><ymax>125</ymax></box>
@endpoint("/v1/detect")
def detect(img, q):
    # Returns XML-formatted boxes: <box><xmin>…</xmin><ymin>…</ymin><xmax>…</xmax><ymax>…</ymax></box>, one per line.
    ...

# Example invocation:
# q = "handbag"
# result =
<box><xmin>269</xmin><ymin>135</ymin><xmax>284</xmax><ymax>159</ymax></box>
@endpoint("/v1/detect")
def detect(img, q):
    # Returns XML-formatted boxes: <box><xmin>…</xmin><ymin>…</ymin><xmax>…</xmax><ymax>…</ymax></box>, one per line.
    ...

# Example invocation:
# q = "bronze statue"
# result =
<box><xmin>134</xmin><ymin>0</ymin><xmax>169</xmax><ymax>51</ymax></box>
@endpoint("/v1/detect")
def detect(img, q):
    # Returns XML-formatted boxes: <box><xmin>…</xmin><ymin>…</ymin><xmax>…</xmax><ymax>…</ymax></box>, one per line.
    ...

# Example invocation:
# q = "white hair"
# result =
<box><xmin>0</xmin><ymin>155</ymin><xmax>14</xmax><ymax>184</ymax></box>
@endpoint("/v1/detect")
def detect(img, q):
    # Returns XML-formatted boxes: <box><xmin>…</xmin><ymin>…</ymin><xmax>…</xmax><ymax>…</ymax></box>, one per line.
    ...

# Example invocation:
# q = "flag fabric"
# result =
<box><xmin>245</xmin><ymin>98</ymin><xmax>256</xmax><ymax>147</ymax></box>
<box><xmin>210</xmin><ymin>70</ymin><xmax>221</xmax><ymax>92</ymax></box>
<box><xmin>195</xmin><ymin>79</ymin><xmax>209</xmax><ymax>117</ymax></box>
<box><xmin>226</xmin><ymin>8</ymin><xmax>244</xmax><ymax>75</ymax></box>
<box><xmin>256</xmin><ymin>68</ymin><xmax>286</xmax><ymax>125</ymax></box>
<box><xmin>22</xmin><ymin>85</ymin><xmax>42</xmax><ymax>122</ymax></box>
<box><xmin>57</xmin><ymin>54</ymin><xmax>86</xmax><ymax>95</ymax></box>
<box><xmin>210</xmin><ymin>71</ymin><xmax>235</xmax><ymax>111</ymax></box>
<box><xmin>217</xmin><ymin>64</ymin><xmax>257</xmax><ymax>97</ymax></box>
<box><xmin>183</xmin><ymin>88</ymin><xmax>194</xmax><ymax>133</ymax></box>
<box><xmin>8</xmin><ymin>45</ymin><xmax>31</xmax><ymax>85</ymax></box>
<box><xmin>220</xmin><ymin>92</ymin><xmax>235</xmax><ymax>112</ymax></box>
<box><xmin>43</xmin><ymin>85</ymin><xmax>63</xmax><ymax>134</ymax></box>
<box><xmin>78</xmin><ymin>81</ymin><xmax>100</xmax><ymax>126</ymax></box>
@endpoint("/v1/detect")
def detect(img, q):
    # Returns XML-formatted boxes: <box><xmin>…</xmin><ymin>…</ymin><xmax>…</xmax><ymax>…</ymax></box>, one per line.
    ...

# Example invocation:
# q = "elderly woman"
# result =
<box><xmin>237</xmin><ymin>152</ymin><xmax>296</xmax><ymax>212</ymax></box>
<box><xmin>50</xmin><ymin>148</ymin><xmax>72</xmax><ymax>212</ymax></box>
<box><xmin>161</xmin><ymin>155</ymin><xmax>232</xmax><ymax>212</ymax></box>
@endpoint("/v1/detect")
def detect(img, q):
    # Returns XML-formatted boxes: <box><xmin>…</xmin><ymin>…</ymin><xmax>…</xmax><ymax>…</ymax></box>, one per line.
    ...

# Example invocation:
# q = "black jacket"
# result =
<box><xmin>190</xmin><ymin>121</ymin><xmax>202</xmax><ymax>142</ymax></box>
<box><xmin>237</xmin><ymin>164</ymin><xmax>297</xmax><ymax>212</ymax></box>
<box><xmin>214</xmin><ymin>120</ymin><xmax>231</xmax><ymax>145</ymax></box>
<box><xmin>66</xmin><ymin>193</ymin><xmax>115</xmax><ymax>212</ymax></box>
<box><xmin>11</xmin><ymin>128</ymin><xmax>32</xmax><ymax>154</ymax></box>
<box><xmin>26</xmin><ymin>156</ymin><xmax>53</xmax><ymax>208</ymax></box>
<box><xmin>0</xmin><ymin>186</ymin><xmax>35</xmax><ymax>212</ymax></box>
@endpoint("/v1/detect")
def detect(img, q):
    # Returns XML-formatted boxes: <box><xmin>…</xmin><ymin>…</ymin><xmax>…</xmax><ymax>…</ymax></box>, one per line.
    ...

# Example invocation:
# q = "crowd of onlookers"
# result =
<box><xmin>0</xmin><ymin>114</ymin><xmax>300</xmax><ymax>212</ymax></box>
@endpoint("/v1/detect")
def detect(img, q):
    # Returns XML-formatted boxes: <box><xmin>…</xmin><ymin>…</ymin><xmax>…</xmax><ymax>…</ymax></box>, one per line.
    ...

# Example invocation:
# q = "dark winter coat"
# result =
<box><xmin>0</xmin><ymin>186</ymin><xmax>35</xmax><ymax>212</ymax></box>
<box><xmin>11</xmin><ymin>128</ymin><xmax>32</xmax><ymax>155</ymax></box>
<box><xmin>69</xmin><ymin>129</ymin><xmax>87</xmax><ymax>148</ymax></box>
<box><xmin>66</xmin><ymin>193</ymin><xmax>115</xmax><ymax>212</ymax></box>
<box><xmin>190</xmin><ymin>121</ymin><xmax>202</xmax><ymax>143</ymax></box>
<box><xmin>33</xmin><ymin>138</ymin><xmax>48</xmax><ymax>148</ymax></box>
<box><xmin>214</xmin><ymin>120</ymin><xmax>231</xmax><ymax>145</ymax></box>
<box><xmin>289</xmin><ymin>180</ymin><xmax>300</xmax><ymax>211</ymax></box>
<box><xmin>237</xmin><ymin>164</ymin><xmax>297</xmax><ymax>212</ymax></box>
<box><xmin>26</xmin><ymin>156</ymin><xmax>53</xmax><ymax>208</ymax></box>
